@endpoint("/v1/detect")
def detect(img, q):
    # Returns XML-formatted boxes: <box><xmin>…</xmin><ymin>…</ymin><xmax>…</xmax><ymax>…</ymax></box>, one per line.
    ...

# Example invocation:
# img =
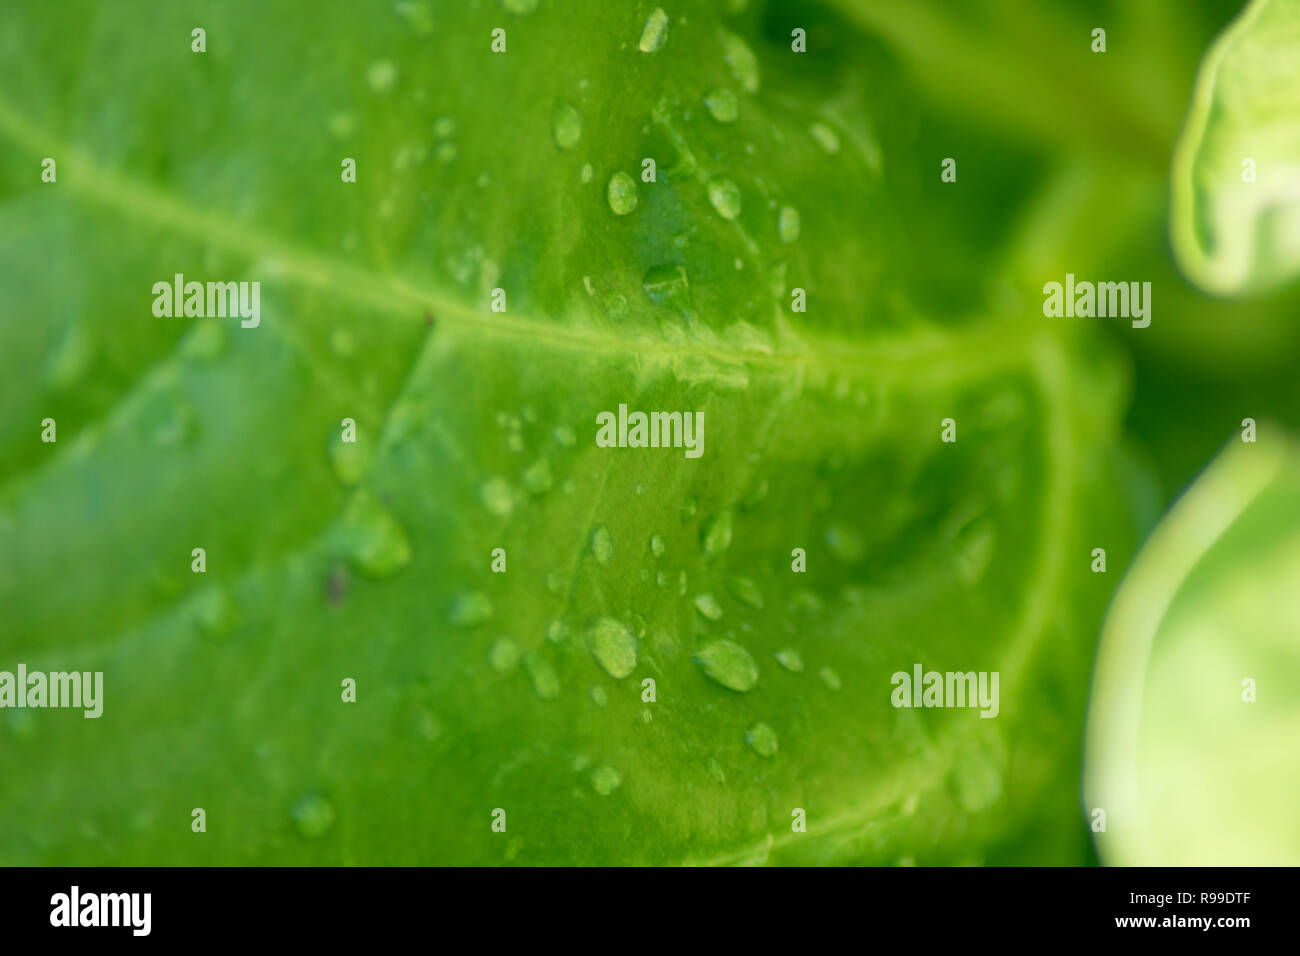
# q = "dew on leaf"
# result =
<box><xmin>700</xmin><ymin>509</ymin><xmax>734</xmax><ymax>555</ymax></box>
<box><xmin>590</xmin><ymin>685</ymin><xmax>608</xmax><ymax>707</ymax></box>
<box><xmin>810</xmin><ymin>121</ymin><xmax>840</xmax><ymax>154</ymax></box>
<box><xmin>681</xmin><ymin>496</ymin><xmax>698</xmax><ymax>520</ymax></box>
<box><xmin>703</xmin><ymin>87</ymin><xmax>739</xmax><ymax>123</ymax></box>
<box><xmin>725</xmin><ymin>575</ymin><xmax>764</xmax><ymax>609</ymax></box>
<box><xmin>590</xmin><ymin>525</ymin><xmax>614</xmax><ymax>565</ymax></box>
<box><xmin>774</xmin><ymin>648</ymin><xmax>804</xmax><ymax>673</ymax></box>
<box><xmin>707</xmin><ymin>177</ymin><xmax>742</xmax><ymax>220</ymax></box>
<box><xmin>607</xmin><ymin>171</ymin><xmax>639</xmax><ymax>215</ymax></box>
<box><xmin>779</xmin><ymin>205</ymin><xmax>801</xmax><ymax>242</ymax></box>
<box><xmin>721</xmin><ymin>30</ymin><xmax>760</xmax><ymax>92</ymax></box>
<box><xmin>694</xmin><ymin>593</ymin><xmax>724</xmax><ymax>621</ymax></box>
<box><xmin>591</xmin><ymin>765</ymin><xmax>622</xmax><ymax>795</ymax></box>
<box><xmin>708</xmin><ymin>758</ymin><xmax>726</xmax><ymax>784</ymax></box>
<box><xmin>335</xmin><ymin>488</ymin><xmax>412</xmax><ymax>577</ymax></box>
<box><xmin>650</xmin><ymin>534</ymin><xmax>666</xmax><ymax>557</ymax></box>
<box><xmin>489</xmin><ymin>638</ymin><xmax>521</xmax><ymax>673</ymax></box>
<box><xmin>639</xmin><ymin>8</ymin><xmax>669</xmax><ymax>52</ymax></box>
<box><xmin>580</xmin><ymin>162</ymin><xmax>594</xmax><ymax>183</ymax></box>
<box><xmin>745</xmin><ymin>722</ymin><xmax>778</xmax><ymax>757</ymax></box>
<box><xmin>501</xmin><ymin>0</ymin><xmax>538</xmax><ymax>14</ymax></box>
<box><xmin>551</xmin><ymin>101</ymin><xmax>583</xmax><ymax>150</ymax></box>
<box><xmin>479</xmin><ymin>477</ymin><xmax>515</xmax><ymax>517</ymax></box>
<box><xmin>546</xmin><ymin>620</ymin><xmax>569</xmax><ymax>644</ymax></box>
<box><xmin>693</xmin><ymin>640</ymin><xmax>759</xmax><ymax>692</ymax></box>
<box><xmin>192</xmin><ymin>586</ymin><xmax>238</xmax><ymax>641</ymax></box>
<box><xmin>522</xmin><ymin>458</ymin><xmax>553</xmax><ymax>494</ymax></box>
<box><xmin>449</xmin><ymin>592</ymin><xmax>493</xmax><ymax>626</ymax></box>
<box><xmin>523</xmin><ymin>650</ymin><xmax>560</xmax><ymax>700</ymax></box>
<box><xmin>367</xmin><ymin>60</ymin><xmax>397</xmax><ymax>93</ymax></box>
<box><xmin>819</xmin><ymin>667</ymin><xmax>842</xmax><ymax>690</ymax></box>
<box><xmin>585</xmin><ymin>617</ymin><xmax>638</xmax><ymax>679</ymax></box>
<box><xmin>553</xmin><ymin>424</ymin><xmax>577</xmax><ymax>447</ymax></box>
<box><xmin>642</xmin><ymin>263</ymin><xmax>691</xmax><ymax>311</ymax></box>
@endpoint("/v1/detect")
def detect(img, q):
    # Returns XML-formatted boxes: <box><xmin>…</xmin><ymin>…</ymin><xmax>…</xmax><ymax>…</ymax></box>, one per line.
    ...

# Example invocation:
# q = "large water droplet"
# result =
<box><xmin>700</xmin><ymin>509</ymin><xmax>734</xmax><ymax>556</ymax></box>
<box><xmin>642</xmin><ymin>263</ymin><xmax>691</xmax><ymax>311</ymax></box>
<box><xmin>292</xmin><ymin>793</ymin><xmax>336</xmax><ymax>838</ymax></box>
<box><xmin>694</xmin><ymin>593</ymin><xmax>724</xmax><ymax>621</ymax></box>
<box><xmin>590</xmin><ymin>525</ymin><xmax>614</xmax><ymax>565</ymax></box>
<box><xmin>693</xmin><ymin>640</ymin><xmax>759</xmax><ymax>692</ymax></box>
<box><xmin>639</xmin><ymin>8</ymin><xmax>669</xmax><ymax>52</ymax></box>
<box><xmin>745</xmin><ymin>722</ymin><xmax>778</xmax><ymax>757</ymax></box>
<box><xmin>551</xmin><ymin>101</ymin><xmax>583</xmax><ymax>150</ymax></box>
<box><xmin>708</xmin><ymin>177</ymin><xmax>742</xmax><ymax>220</ymax></box>
<box><xmin>591</xmin><ymin>765</ymin><xmax>622</xmax><ymax>794</ymax></box>
<box><xmin>335</xmin><ymin>488</ymin><xmax>412</xmax><ymax>577</ymax></box>
<box><xmin>586</xmin><ymin>617</ymin><xmax>638</xmax><ymax>678</ymax></box>
<box><xmin>607</xmin><ymin>171</ymin><xmax>639</xmax><ymax>215</ymax></box>
<box><xmin>725</xmin><ymin>576</ymin><xmax>764</xmax><ymax>609</ymax></box>
<box><xmin>703</xmin><ymin>88</ymin><xmax>739</xmax><ymax>123</ymax></box>
<box><xmin>449</xmin><ymin>592</ymin><xmax>493</xmax><ymax>626</ymax></box>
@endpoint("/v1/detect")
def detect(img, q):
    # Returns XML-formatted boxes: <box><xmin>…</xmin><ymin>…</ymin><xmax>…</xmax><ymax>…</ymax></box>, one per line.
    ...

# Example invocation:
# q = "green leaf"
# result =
<box><xmin>1086</xmin><ymin>433</ymin><xmax>1300</xmax><ymax>865</ymax></box>
<box><xmin>0</xmin><ymin>0</ymin><xmax>1139</xmax><ymax>864</ymax></box>
<box><xmin>1172</xmin><ymin>0</ymin><xmax>1300</xmax><ymax>295</ymax></box>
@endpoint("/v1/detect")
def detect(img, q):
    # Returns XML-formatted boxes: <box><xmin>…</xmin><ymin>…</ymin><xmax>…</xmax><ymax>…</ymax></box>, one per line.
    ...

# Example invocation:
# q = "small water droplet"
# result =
<box><xmin>367</xmin><ymin>60</ymin><xmax>397</xmax><ymax>93</ymax></box>
<box><xmin>694</xmin><ymin>593</ymin><xmax>724</xmax><ymax>621</ymax></box>
<box><xmin>551</xmin><ymin>101</ymin><xmax>583</xmax><ymax>150</ymax></box>
<box><xmin>523</xmin><ymin>650</ymin><xmax>560</xmax><ymax>699</ymax></box>
<box><xmin>546</xmin><ymin>619</ymin><xmax>570</xmax><ymax>644</ymax></box>
<box><xmin>291</xmin><ymin>793</ymin><xmax>336</xmax><ymax>838</ymax></box>
<box><xmin>774</xmin><ymin>648</ymin><xmax>803</xmax><ymax>672</ymax></box>
<box><xmin>745</xmin><ymin>722</ymin><xmax>778</xmax><ymax>758</ymax></box>
<box><xmin>650</xmin><ymin>534</ymin><xmax>666</xmax><ymax>557</ymax></box>
<box><xmin>585</xmin><ymin>617</ymin><xmax>638</xmax><ymax>679</ymax></box>
<box><xmin>580</xmin><ymin>162</ymin><xmax>594</xmax><ymax>183</ymax></box>
<box><xmin>480</xmin><ymin>477</ymin><xmax>515</xmax><ymax>517</ymax></box>
<box><xmin>602</xmin><ymin>292</ymin><xmax>628</xmax><ymax>318</ymax></box>
<box><xmin>700</xmin><ymin>509</ymin><xmax>734</xmax><ymax>555</ymax></box>
<box><xmin>703</xmin><ymin>87</ymin><xmax>739</xmax><ymax>123</ymax></box>
<box><xmin>553</xmin><ymin>424</ymin><xmax>577</xmax><ymax>447</ymax></box>
<box><xmin>721</xmin><ymin>30</ymin><xmax>760</xmax><ymax>92</ymax></box>
<box><xmin>435</xmin><ymin>141</ymin><xmax>457</xmax><ymax>163</ymax></box>
<box><xmin>590</xmin><ymin>525</ymin><xmax>614</xmax><ymax>565</ymax></box>
<box><xmin>708</xmin><ymin>758</ymin><xmax>726</xmax><ymax>784</ymax></box>
<box><xmin>590</xmin><ymin>685</ymin><xmax>609</xmax><ymax>707</ymax></box>
<box><xmin>329</xmin><ymin>112</ymin><xmax>357</xmax><ymax>138</ymax></box>
<box><xmin>819</xmin><ymin>667</ymin><xmax>841</xmax><ymax>690</ymax></box>
<box><xmin>334</xmin><ymin>488</ymin><xmax>411</xmax><ymax>577</ymax></box>
<box><xmin>725</xmin><ymin>575</ymin><xmax>764</xmax><ymax>609</ymax></box>
<box><xmin>501</xmin><ymin>0</ymin><xmax>538</xmax><ymax>14</ymax></box>
<box><xmin>809</xmin><ymin>121</ymin><xmax>840</xmax><ymax>154</ymax></box>
<box><xmin>449</xmin><ymin>592</ymin><xmax>493</xmax><ymax>626</ymax></box>
<box><xmin>779</xmin><ymin>205</ymin><xmax>800</xmax><ymax>243</ymax></box>
<box><xmin>192</xmin><ymin>586</ymin><xmax>238</xmax><ymax>641</ymax></box>
<box><xmin>707</xmin><ymin>176</ymin><xmax>742</xmax><ymax>220</ymax></box>
<box><xmin>433</xmin><ymin>115</ymin><xmax>455</xmax><ymax>138</ymax></box>
<box><xmin>489</xmin><ymin>638</ymin><xmax>520</xmax><ymax>673</ymax></box>
<box><xmin>639</xmin><ymin>8</ymin><xmax>669</xmax><ymax>52</ymax></box>
<box><xmin>522</xmin><ymin>458</ymin><xmax>553</xmax><ymax>494</ymax></box>
<box><xmin>656</xmin><ymin>571</ymin><xmax>669</xmax><ymax>587</ymax></box>
<box><xmin>693</xmin><ymin>640</ymin><xmax>759</xmax><ymax>692</ymax></box>
<box><xmin>591</xmin><ymin>765</ymin><xmax>622</xmax><ymax>795</ymax></box>
<box><xmin>681</xmin><ymin>496</ymin><xmax>698</xmax><ymax>520</ymax></box>
<box><xmin>607</xmin><ymin>171</ymin><xmax>639</xmax><ymax>215</ymax></box>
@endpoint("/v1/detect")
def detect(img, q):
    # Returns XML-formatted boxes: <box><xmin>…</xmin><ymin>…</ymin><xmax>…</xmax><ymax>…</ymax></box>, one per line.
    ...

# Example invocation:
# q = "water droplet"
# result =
<box><xmin>708</xmin><ymin>758</ymin><xmax>726</xmax><ymax>784</ymax></box>
<box><xmin>809</xmin><ymin>121</ymin><xmax>840</xmax><ymax>154</ymax></box>
<box><xmin>433</xmin><ymin>115</ymin><xmax>455</xmax><ymax>138</ymax></box>
<box><xmin>546</xmin><ymin>620</ymin><xmax>569</xmax><ymax>644</ymax></box>
<box><xmin>779</xmin><ymin>205</ymin><xmax>800</xmax><ymax>243</ymax></box>
<box><xmin>650</xmin><ymin>534</ymin><xmax>666</xmax><ymax>557</ymax></box>
<box><xmin>656</xmin><ymin>571</ymin><xmax>669</xmax><ymax>587</ymax></box>
<box><xmin>700</xmin><ymin>509</ymin><xmax>734</xmax><ymax>555</ymax></box>
<box><xmin>480</xmin><ymin>477</ymin><xmax>515</xmax><ymax>517</ymax></box>
<box><xmin>745</xmin><ymin>722</ymin><xmax>778</xmax><ymax>757</ymax></box>
<box><xmin>335</xmin><ymin>488</ymin><xmax>411</xmax><ymax>577</ymax></box>
<box><xmin>551</xmin><ymin>101</ymin><xmax>583</xmax><ymax>150</ymax></box>
<box><xmin>522</xmin><ymin>458</ymin><xmax>553</xmax><ymax>494</ymax></box>
<box><xmin>819</xmin><ymin>667</ymin><xmax>841</xmax><ymax>690</ymax></box>
<box><xmin>591</xmin><ymin>765</ymin><xmax>622</xmax><ymax>795</ymax></box>
<box><xmin>693</xmin><ymin>640</ymin><xmax>759</xmax><ymax>692</ymax></box>
<box><xmin>585</xmin><ymin>617</ymin><xmax>638</xmax><ymax>679</ymax></box>
<box><xmin>774</xmin><ymin>648</ymin><xmax>803</xmax><ymax>672</ymax></box>
<box><xmin>450</xmin><ymin>592</ymin><xmax>493</xmax><ymax>626</ymax></box>
<box><xmin>826</xmin><ymin>523</ymin><xmax>865</xmax><ymax>563</ymax></box>
<box><xmin>291</xmin><ymin>793</ymin><xmax>336</xmax><ymax>838</ymax></box>
<box><xmin>580</xmin><ymin>162</ymin><xmax>594</xmax><ymax>183</ymax></box>
<box><xmin>725</xmin><ymin>576</ymin><xmax>764</xmax><ymax>609</ymax></box>
<box><xmin>703</xmin><ymin>87</ymin><xmax>739</xmax><ymax>123</ymax></box>
<box><xmin>553</xmin><ymin>424</ymin><xmax>577</xmax><ymax>447</ymax></box>
<box><xmin>721</xmin><ymin>30</ymin><xmax>760</xmax><ymax>92</ymax></box>
<box><xmin>523</xmin><ymin>650</ymin><xmax>560</xmax><ymax>699</ymax></box>
<box><xmin>489</xmin><ymin>638</ymin><xmax>520</xmax><ymax>673</ymax></box>
<box><xmin>681</xmin><ymin>496</ymin><xmax>698</xmax><ymax>520</ymax></box>
<box><xmin>590</xmin><ymin>525</ymin><xmax>614</xmax><ymax>565</ymax></box>
<box><xmin>192</xmin><ymin>586</ymin><xmax>238</xmax><ymax>641</ymax></box>
<box><xmin>329</xmin><ymin>112</ymin><xmax>357</xmax><ymax>138</ymax></box>
<box><xmin>642</xmin><ymin>263</ymin><xmax>691</xmax><ymax>311</ymax></box>
<box><xmin>639</xmin><ymin>7</ymin><xmax>669</xmax><ymax>52</ymax></box>
<box><xmin>694</xmin><ymin>593</ymin><xmax>725</xmax><ymax>621</ymax></box>
<box><xmin>707</xmin><ymin>177</ymin><xmax>742</xmax><ymax>220</ymax></box>
<box><xmin>590</xmin><ymin>685</ymin><xmax>608</xmax><ymax>707</ymax></box>
<box><xmin>367</xmin><ymin>60</ymin><xmax>397</xmax><ymax>93</ymax></box>
<box><xmin>607</xmin><ymin>171</ymin><xmax>639</xmax><ymax>215</ymax></box>
<box><xmin>501</xmin><ymin>0</ymin><xmax>538</xmax><ymax>14</ymax></box>
<box><xmin>329</xmin><ymin>431</ymin><xmax>369</xmax><ymax>486</ymax></box>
